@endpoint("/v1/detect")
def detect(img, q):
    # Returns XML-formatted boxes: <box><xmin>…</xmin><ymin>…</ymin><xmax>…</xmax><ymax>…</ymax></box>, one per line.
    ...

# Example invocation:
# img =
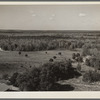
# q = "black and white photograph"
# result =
<box><xmin>0</xmin><ymin>2</ymin><xmax>100</xmax><ymax>92</ymax></box>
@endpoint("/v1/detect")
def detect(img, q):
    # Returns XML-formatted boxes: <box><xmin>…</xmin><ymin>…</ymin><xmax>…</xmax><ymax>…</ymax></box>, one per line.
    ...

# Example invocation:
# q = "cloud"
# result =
<box><xmin>79</xmin><ymin>13</ymin><xmax>86</xmax><ymax>17</ymax></box>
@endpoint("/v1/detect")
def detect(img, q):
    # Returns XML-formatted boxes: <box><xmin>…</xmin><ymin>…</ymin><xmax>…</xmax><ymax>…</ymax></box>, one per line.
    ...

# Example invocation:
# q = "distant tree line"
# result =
<box><xmin>0</xmin><ymin>37</ymin><xmax>84</xmax><ymax>51</ymax></box>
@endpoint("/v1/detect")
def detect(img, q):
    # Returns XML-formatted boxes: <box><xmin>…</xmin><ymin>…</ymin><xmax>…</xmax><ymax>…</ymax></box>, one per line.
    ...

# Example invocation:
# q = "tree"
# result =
<box><xmin>77</xmin><ymin>63</ymin><xmax>81</xmax><ymax>72</ymax></box>
<box><xmin>76</xmin><ymin>53</ymin><xmax>80</xmax><ymax>57</ymax></box>
<box><xmin>83</xmin><ymin>70</ymin><xmax>100</xmax><ymax>83</ymax></box>
<box><xmin>77</xmin><ymin>56</ymin><xmax>83</xmax><ymax>62</ymax></box>
<box><xmin>85</xmin><ymin>59</ymin><xmax>90</xmax><ymax>66</ymax></box>
<box><xmin>82</xmin><ymin>46</ymin><xmax>90</xmax><ymax>56</ymax></box>
<box><xmin>69</xmin><ymin>44</ymin><xmax>75</xmax><ymax>50</ymax></box>
<box><xmin>72</xmin><ymin>53</ymin><xmax>76</xmax><ymax>59</ymax></box>
<box><xmin>11</xmin><ymin>60</ymin><xmax>81</xmax><ymax>91</ymax></box>
<box><xmin>16</xmin><ymin>67</ymin><xmax>41</xmax><ymax>91</ymax></box>
<box><xmin>9</xmin><ymin>72</ymin><xmax>19</xmax><ymax>87</ymax></box>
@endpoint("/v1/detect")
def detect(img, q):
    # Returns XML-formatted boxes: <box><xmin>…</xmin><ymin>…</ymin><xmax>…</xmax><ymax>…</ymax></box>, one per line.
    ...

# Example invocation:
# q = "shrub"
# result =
<box><xmin>83</xmin><ymin>70</ymin><xmax>100</xmax><ymax>83</ymax></box>
<box><xmin>82</xmin><ymin>46</ymin><xmax>90</xmax><ymax>56</ymax></box>
<box><xmin>72</xmin><ymin>53</ymin><xmax>76</xmax><ymax>59</ymax></box>
<box><xmin>77</xmin><ymin>56</ymin><xmax>83</xmax><ymax>62</ymax></box>
<box><xmin>85</xmin><ymin>57</ymin><xmax>100</xmax><ymax>70</ymax></box>
<box><xmin>25</xmin><ymin>54</ymin><xmax>28</xmax><ymax>57</ymax></box>
<box><xmin>89</xmin><ymin>58</ymin><xmax>100</xmax><ymax>70</ymax></box>
<box><xmin>49</xmin><ymin>58</ymin><xmax>54</xmax><ymax>62</ymax></box>
<box><xmin>77</xmin><ymin>63</ymin><xmax>81</xmax><ymax>72</ymax></box>
<box><xmin>16</xmin><ymin>73</ymin><xmax>31</xmax><ymax>91</ymax></box>
<box><xmin>69</xmin><ymin>44</ymin><xmax>75</xmax><ymax>50</ymax></box>
<box><xmin>93</xmin><ymin>59</ymin><xmax>100</xmax><ymax>70</ymax></box>
<box><xmin>85</xmin><ymin>59</ymin><xmax>90</xmax><ymax>66</ymax></box>
<box><xmin>53</xmin><ymin>56</ymin><xmax>57</xmax><ymax>59</ymax></box>
<box><xmin>45</xmin><ymin>52</ymin><xmax>47</xmax><ymax>54</ymax></box>
<box><xmin>18</xmin><ymin>51</ymin><xmax>21</xmax><ymax>55</ymax></box>
<box><xmin>39</xmin><ymin>61</ymin><xmax>81</xmax><ymax>91</ymax></box>
<box><xmin>76</xmin><ymin>53</ymin><xmax>80</xmax><ymax>57</ymax></box>
<box><xmin>89</xmin><ymin>57</ymin><xmax>96</xmax><ymax>67</ymax></box>
<box><xmin>72</xmin><ymin>53</ymin><xmax>83</xmax><ymax>62</ymax></box>
<box><xmin>77</xmin><ymin>41</ymin><xmax>84</xmax><ymax>48</ymax></box>
<box><xmin>58</xmin><ymin>52</ymin><xmax>62</xmax><ymax>55</ymax></box>
<box><xmin>9</xmin><ymin>72</ymin><xmax>19</xmax><ymax>87</ymax></box>
<box><xmin>1</xmin><ymin>44</ymin><xmax>8</xmax><ymax>50</ymax></box>
<box><xmin>16</xmin><ymin>67</ymin><xmax>41</xmax><ymax>91</ymax></box>
<box><xmin>11</xmin><ymin>60</ymin><xmax>81</xmax><ymax>91</ymax></box>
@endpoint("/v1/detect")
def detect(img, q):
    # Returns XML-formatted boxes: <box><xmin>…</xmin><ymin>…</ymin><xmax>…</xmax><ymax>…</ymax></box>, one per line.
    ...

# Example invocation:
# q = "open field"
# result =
<box><xmin>0</xmin><ymin>49</ymin><xmax>81</xmax><ymax>91</ymax></box>
<box><xmin>0</xmin><ymin>49</ymin><xmax>81</xmax><ymax>77</ymax></box>
<box><xmin>0</xmin><ymin>48</ymin><xmax>100</xmax><ymax>91</ymax></box>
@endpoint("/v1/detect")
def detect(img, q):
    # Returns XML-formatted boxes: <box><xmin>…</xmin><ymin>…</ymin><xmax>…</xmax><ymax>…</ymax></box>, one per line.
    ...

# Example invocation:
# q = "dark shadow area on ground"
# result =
<box><xmin>51</xmin><ymin>83</ymin><xmax>74</xmax><ymax>91</ymax></box>
<box><xmin>5</xmin><ymin>89</ymin><xmax>19</xmax><ymax>91</ymax></box>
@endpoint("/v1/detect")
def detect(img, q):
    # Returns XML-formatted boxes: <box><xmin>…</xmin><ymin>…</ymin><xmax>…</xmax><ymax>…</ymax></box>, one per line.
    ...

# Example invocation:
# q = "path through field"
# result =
<box><xmin>59</xmin><ymin>76</ymin><xmax>100</xmax><ymax>91</ymax></box>
<box><xmin>59</xmin><ymin>63</ymin><xmax>100</xmax><ymax>91</ymax></box>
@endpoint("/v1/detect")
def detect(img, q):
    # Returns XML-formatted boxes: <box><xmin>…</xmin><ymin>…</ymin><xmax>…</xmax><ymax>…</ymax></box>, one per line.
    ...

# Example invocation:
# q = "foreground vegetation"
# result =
<box><xmin>9</xmin><ymin>60</ymin><xmax>81</xmax><ymax>91</ymax></box>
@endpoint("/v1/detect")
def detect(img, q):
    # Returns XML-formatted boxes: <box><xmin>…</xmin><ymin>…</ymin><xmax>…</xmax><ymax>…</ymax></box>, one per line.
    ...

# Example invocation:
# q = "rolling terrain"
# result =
<box><xmin>0</xmin><ymin>30</ymin><xmax>100</xmax><ymax>91</ymax></box>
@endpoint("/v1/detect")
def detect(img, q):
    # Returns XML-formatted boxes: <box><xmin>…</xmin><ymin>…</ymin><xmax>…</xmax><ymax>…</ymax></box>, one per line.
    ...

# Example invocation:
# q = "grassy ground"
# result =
<box><xmin>0</xmin><ymin>49</ymin><xmax>80</xmax><ymax>76</ymax></box>
<box><xmin>1</xmin><ymin>48</ymin><xmax>100</xmax><ymax>91</ymax></box>
<box><xmin>59</xmin><ymin>63</ymin><xmax>100</xmax><ymax>91</ymax></box>
<box><xmin>59</xmin><ymin>76</ymin><xmax>100</xmax><ymax>91</ymax></box>
<box><xmin>0</xmin><ymin>30</ymin><xmax>99</xmax><ymax>91</ymax></box>
<box><xmin>0</xmin><ymin>49</ymin><xmax>81</xmax><ymax>91</ymax></box>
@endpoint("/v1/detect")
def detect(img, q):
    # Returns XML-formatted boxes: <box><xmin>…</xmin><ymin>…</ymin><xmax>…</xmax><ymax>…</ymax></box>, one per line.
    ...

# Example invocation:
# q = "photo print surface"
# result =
<box><xmin>0</xmin><ymin>4</ymin><xmax>100</xmax><ymax>91</ymax></box>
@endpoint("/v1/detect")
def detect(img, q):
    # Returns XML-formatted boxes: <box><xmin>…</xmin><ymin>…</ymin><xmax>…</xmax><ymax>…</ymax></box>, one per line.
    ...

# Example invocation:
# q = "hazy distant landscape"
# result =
<box><xmin>0</xmin><ymin>30</ymin><xmax>100</xmax><ymax>91</ymax></box>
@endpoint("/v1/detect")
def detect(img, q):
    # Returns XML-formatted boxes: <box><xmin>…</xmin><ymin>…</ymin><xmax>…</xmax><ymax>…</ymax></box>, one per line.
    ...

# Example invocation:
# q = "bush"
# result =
<box><xmin>72</xmin><ymin>53</ymin><xmax>76</xmax><ymax>59</ymax></box>
<box><xmin>82</xmin><ymin>46</ymin><xmax>91</xmax><ymax>56</ymax></box>
<box><xmin>76</xmin><ymin>53</ymin><xmax>80</xmax><ymax>57</ymax></box>
<box><xmin>53</xmin><ymin>56</ymin><xmax>57</xmax><ymax>59</ymax></box>
<box><xmin>72</xmin><ymin>53</ymin><xmax>83</xmax><ymax>62</ymax></box>
<box><xmin>85</xmin><ymin>57</ymin><xmax>100</xmax><ymax>70</ymax></box>
<box><xmin>85</xmin><ymin>59</ymin><xmax>90</xmax><ymax>66</ymax></box>
<box><xmin>77</xmin><ymin>41</ymin><xmax>84</xmax><ymax>48</ymax></box>
<box><xmin>89</xmin><ymin>58</ymin><xmax>100</xmax><ymax>70</ymax></box>
<box><xmin>77</xmin><ymin>63</ymin><xmax>81</xmax><ymax>72</ymax></box>
<box><xmin>16</xmin><ymin>72</ymin><xmax>31</xmax><ymax>91</ymax></box>
<box><xmin>18</xmin><ymin>51</ymin><xmax>21</xmax><ymax>55</ymax></box>
<box><xmin>9</xmin><ymin>72</ymin><xmax>19</xmax><ymax>87</ymax></box>
<box><xmin>16</xmin><ymin>67</ymin><xmax>41</xmax><ymax>91</ymax></box>
<box><xmin>49</xmin><ymin>58</ymin><xmax>54</xmax><ymax>62</ymax></box>
<box><xmin>77</xmin><ymin>56</ymin><xmax>83</xmax><ymax>62</ymax></box>
<box><xmin>11</xmin><ymin>60</ymin><xmax>81</xmax><ymax>91</ymax></box>
<box><xmin>39</xmin><ymin>61</ymin><xmax>81</xmax><ymax>91</ymax></box>
<box><xmin>69</xmin><ymin>44</ymin><xmax>75</xmax><ymax>50</ymax></box>
<box><xmin>83</xmin><ymin>70</ymin><xmax>100</xmax><ymax>83</ymax></box>
<box><xmin>25</xmin><ymin>54</ymin><xmax>28</xmax><ymax>57</ymax></box>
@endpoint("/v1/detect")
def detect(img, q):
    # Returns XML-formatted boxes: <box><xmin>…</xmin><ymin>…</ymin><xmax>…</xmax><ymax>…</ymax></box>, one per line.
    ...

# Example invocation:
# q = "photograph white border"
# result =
<box><xmin>0</xmin><ymin>1</ymin><xmax>100</xmax><ymax>99</ymax></box>
<box><xmin>0</xmin><ymin>1</ymin><xmax>100</xmax><ymax>5</ymax></box>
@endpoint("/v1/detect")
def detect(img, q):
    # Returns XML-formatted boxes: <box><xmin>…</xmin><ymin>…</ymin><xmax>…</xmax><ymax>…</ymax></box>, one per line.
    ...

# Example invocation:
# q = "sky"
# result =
<box><xmin>0</xmin><ymin>5</ymin><xmax>100</xmax><ymax>30</ymax></box>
